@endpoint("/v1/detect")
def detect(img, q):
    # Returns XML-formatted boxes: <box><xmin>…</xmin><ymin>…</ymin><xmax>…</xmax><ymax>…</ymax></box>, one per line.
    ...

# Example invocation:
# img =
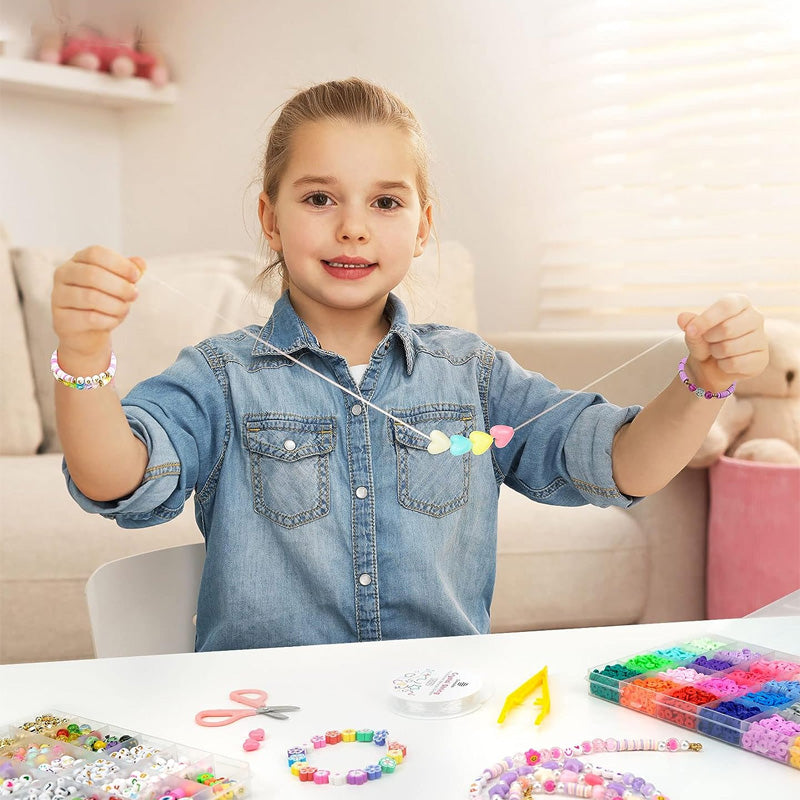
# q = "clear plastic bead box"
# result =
<box><xmin>0</xmin><ymin>711</ymin><xmax>250</xmax><ymax>799</ymax></box>
<box><xmin>586</xmin><ymin>634</ymin><xmax>800</xmax><ymax>770</ymax></box>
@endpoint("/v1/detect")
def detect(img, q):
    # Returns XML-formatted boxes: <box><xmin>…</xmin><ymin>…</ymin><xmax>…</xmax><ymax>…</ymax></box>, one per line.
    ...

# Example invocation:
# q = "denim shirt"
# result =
<box><xmin>66</xmin><ymin>292</ymin><xmax>640</xmax><ymax>652</ymax></box>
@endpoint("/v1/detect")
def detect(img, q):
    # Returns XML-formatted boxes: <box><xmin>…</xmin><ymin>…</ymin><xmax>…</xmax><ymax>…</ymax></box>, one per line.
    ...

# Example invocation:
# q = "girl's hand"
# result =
<box><xmin>677</xmin><ymin>294</ymin><xmax>769</xmax><ymax>393</ymax></box>
<box><xmin>52</xmin><ymin>245</ymin><xmax>146</xmax><ymax>359</ymax></box>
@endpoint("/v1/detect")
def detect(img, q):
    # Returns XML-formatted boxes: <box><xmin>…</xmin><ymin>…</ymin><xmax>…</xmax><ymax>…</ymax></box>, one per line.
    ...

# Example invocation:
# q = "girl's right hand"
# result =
<box><xmin>52</xmin><ymin>245</ymin><xmax>146</xmax><ymax>359</ymax></box>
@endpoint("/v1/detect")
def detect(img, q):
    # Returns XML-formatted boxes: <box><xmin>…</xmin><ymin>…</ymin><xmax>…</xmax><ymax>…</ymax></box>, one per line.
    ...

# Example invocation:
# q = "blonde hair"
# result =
<box><xmin>257</xmin><ymin>77</ymin><xmax>436</xmax><ymax>287</ymax></box>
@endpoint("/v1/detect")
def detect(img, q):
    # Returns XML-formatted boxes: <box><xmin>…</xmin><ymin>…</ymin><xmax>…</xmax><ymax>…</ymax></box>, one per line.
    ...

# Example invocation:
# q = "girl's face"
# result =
<box><xmin>259</xmin><ymin>120</ymin><xmax>432</xmax><ymax>321</ymax></box>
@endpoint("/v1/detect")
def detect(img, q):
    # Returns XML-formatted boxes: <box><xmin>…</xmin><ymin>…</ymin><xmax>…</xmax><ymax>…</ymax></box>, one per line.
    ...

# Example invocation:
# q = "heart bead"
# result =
<box><xmin>490</xmin><ymin>425</ymin><xmax>514</xmax><ymax>448</ymax></box>
<box><xmin>469</xmin><ymin>431</ymin><xmax>494</xmax><ymax>455</ymax></box>
<box><xmin>427</xmin><ymin>429</ymin><xmax>451</xmax><ymax>455</ymax></box>
<box><xmin>242</xmin><ymin>738</ymin><xmax>260</xmax><ymax>752</ymax></box>
<box><xmin>449</xmin><ymin>435</ymin><xmax>472</xmax><ymax>456</ymax></box>
<box><xmin>249</xmin><ymin>728</ymin><xmax>265</xmax><ymax>741</ymax></box>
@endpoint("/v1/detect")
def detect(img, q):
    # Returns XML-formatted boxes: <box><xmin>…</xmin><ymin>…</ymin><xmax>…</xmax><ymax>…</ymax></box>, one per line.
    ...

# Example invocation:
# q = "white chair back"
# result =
<box><xmin>85</xmin><ymin>543</ymin><xmax>205</xmax><ymax>658</ymax></box>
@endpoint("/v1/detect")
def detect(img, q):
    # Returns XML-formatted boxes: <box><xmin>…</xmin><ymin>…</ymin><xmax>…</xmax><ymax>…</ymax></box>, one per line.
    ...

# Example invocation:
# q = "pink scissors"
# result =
<box><xmin>195</xmin><ymin>689</ymin><xmax>300</xmax><ymax>727</ymax></box>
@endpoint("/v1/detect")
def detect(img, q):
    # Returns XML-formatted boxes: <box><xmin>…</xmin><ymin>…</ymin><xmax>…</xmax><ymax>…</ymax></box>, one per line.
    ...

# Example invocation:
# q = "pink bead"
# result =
<box><xmin>591</xmin><ymin>787</ymin><xmax>606</xmax><ymax>799</ymax></box>
<box><xmin>585</xmin><ymin>774</ymin><xmax>604</xmax><ymax>786</ymax></box>
<box><xmin>560</xmin><ymin>769</ymin><xmax>578</xmax><ymax>782</ymax></box>
<box><xmin>249</xmin><ymin>728</ymin><xmax>265</xmax><ymax>741</ymax></box>
<box><xmin>543</xmin><ymin>779</ymin><xmax>556</xmax><ymax>793</ymax></box>
<box><xmin>666</xmin><ymin>738</ymin><xmax>679</xmax><ymax>752</ymax></box>
<box><xmin>242</xmin><ymin>738</ymin><xmax>260</xmax><ymax>751</ymax></box>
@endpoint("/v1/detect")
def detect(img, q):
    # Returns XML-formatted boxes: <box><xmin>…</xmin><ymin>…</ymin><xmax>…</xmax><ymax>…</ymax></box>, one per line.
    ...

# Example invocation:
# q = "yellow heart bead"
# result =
<box><xmin>469</xmin><ymin>430</ymin><xmax>494</xmax><ymax>455</ymax></box>
<box><xmin>427</xmin><ymin>429</ymin><xmax>451</xmax><ymax>455</ymax></box>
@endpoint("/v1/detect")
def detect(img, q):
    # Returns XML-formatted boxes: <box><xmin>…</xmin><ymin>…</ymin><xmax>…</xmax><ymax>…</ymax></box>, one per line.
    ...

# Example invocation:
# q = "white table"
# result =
<box><xmin>2</xmin><ymin>617</ymin><xmax>799</xmax><ymax>798</ymax></box>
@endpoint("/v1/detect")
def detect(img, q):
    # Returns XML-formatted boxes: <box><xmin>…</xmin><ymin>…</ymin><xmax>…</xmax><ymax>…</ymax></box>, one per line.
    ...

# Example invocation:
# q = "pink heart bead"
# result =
<box><xmin>249</xmin><ymin>728</ymin><xmax>265</xmax><ymax>741</ymax></box>
<box><xmin>489</xmin><ymin>425</ymin><xmax>514</xmax><ymax>448</ymax></box>
<box><xmin>242</xmin><ymin>738</ymin><xmax>260</xmax><ymax>752</ymax></box>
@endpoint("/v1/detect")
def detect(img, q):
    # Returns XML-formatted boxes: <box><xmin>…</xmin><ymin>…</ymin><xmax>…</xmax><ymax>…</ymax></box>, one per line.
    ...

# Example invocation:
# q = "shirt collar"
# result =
<box><xmin>251</xmin><ymin>291</ymin><xmax>417</xmax><ymax>373</ymax></box>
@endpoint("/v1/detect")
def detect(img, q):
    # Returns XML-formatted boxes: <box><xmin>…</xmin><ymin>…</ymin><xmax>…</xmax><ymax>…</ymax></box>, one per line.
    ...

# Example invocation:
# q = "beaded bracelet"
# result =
<box><xmin>678</xmin><ymin>357</ymin><xmax>735</xmax><ymax>400</ymax></box>
<box><xmin>50</xmin><ymin>349</ymin><xmax>117</xmax><ymax>390</ymax></box>
<box><xmin>287</xmin><ymin>728</ymin><xmax>405</xmax><ymax>785</ymax></box>
<box><xmin>467</xmin><ymin>736</ymin><xmax>702</xmax><ymax>799</ymax></box>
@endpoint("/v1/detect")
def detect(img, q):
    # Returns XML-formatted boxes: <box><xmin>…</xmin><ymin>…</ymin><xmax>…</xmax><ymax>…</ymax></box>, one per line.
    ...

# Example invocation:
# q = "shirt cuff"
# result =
<box><xmin>63</xmin><ymin>412</ymin><xmax>183</xmax><ymax>526</ymax></box>
<box><xmin>564</xmin><ymin>403</ymin><xmax>642</xmax><ymax>507</ymax></box>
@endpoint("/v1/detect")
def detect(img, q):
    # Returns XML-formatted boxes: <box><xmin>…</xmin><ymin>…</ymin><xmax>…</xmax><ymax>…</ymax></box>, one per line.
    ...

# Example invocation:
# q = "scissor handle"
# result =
<box><xmin>229</xmin><ymin>689</ymin><xmax>269</xmax><ymax>708</ymax></box>
<box><xmin>195</xmin><ymin>708</ymin><xmax>254</xmax><ymax>727</ymax></box>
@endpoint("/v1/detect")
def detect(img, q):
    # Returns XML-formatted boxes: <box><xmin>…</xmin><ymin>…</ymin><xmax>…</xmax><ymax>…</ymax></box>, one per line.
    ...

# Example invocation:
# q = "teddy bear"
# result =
<box><xmin>36</xmin><ymin>26</ymin><xmax>169</xmax><ymax>86</ymax></box>
<box><xmin>689</xmin><ymin>318</ymin><xmax>800</xmax><ymax>467</ymax></box>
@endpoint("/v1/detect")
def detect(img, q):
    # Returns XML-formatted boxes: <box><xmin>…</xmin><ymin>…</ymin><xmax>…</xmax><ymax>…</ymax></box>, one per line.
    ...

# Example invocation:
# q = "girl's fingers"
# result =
<box><xmin>706</xmin><ymin>328</ymin><xmax>766</xmax><ymax>361</ymax></box>
<box><xmin>72</xmin><ymin>245</ymin><xmax>144</xmax><ymax>284</ymax></box>
<box><xmin>680</xmin><ymin>294</ymin><xmax>752</xmax><ymax>340</ymax></box>
<box><xmin>59</xmin><ymin>261</ymin><xmax>139</xmax><ymax>303</ymax></box>
<box><xmin>54</xmin><ymin>283</ymin><xmax>132</xmax><ymax>318</ymax></box>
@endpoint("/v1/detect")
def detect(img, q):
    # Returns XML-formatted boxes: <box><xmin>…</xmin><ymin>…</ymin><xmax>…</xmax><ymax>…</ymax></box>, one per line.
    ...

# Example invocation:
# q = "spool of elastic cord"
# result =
<box><xmin>388</xmin><ymin>666</ymin><xmax>490</xmax><ymax>719</ymax></box>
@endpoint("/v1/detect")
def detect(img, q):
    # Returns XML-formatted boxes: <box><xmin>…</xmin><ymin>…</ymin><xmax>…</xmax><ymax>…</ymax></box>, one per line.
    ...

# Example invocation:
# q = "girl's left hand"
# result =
<box><xmin>677</xmin><ymin>294</ymin><xmax>769</xmax><ymax>393</ymax></box>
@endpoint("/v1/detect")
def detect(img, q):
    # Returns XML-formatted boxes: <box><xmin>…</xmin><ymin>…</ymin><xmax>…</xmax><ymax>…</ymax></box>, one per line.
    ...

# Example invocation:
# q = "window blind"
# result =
<box><xmin>536</xmin><ymin>0</ymin><xmax>800</xmax><ymax>330</ymax></box>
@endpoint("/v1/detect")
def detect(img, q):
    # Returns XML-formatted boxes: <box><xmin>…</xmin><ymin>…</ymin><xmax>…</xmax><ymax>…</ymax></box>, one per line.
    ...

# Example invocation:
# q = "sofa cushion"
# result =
<box><xmin>491</xmin><ymin>485</ymin><xmax>648</xmax><ymax>631</ymax></box>
<box><xmin>12</xmin><ymin>241</ymin><xmax>478</xmax><ymax>454</ymax></box>
<box><xmin>12</xmin><ymin>249</ymin><xmax>266</xmax><ymax>453</ymax></box>
<box><xmin>0</xmin><ymin>225</ymin><xmax>43</xmax><ymax>455</ymax></box>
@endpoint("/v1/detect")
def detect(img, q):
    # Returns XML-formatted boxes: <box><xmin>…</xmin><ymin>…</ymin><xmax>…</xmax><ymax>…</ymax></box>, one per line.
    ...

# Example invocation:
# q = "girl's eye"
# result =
<box><xmin>374</xmin><ymin>196</ymin><xmax>400</xmax><ymax>210</ymax></box>
<box><xmin>306</xmin><ymin>192</ymin><xmax>332</xmax><ymax>207</ymax></box>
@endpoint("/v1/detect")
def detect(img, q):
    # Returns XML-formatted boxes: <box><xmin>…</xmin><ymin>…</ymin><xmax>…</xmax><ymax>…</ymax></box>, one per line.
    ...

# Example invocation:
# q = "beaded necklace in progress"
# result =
<box><xmin>147</xmin><ymin>273</ymin><xmax>682</xmax><ymax>453</ymax></box>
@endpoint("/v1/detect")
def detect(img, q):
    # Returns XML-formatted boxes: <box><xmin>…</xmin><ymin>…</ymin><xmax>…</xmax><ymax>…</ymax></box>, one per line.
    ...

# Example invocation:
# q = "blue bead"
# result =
<box><xmin>449</xmin><ymin>435</ymin><xmax>472</xmax><ymax>455</ymax></box>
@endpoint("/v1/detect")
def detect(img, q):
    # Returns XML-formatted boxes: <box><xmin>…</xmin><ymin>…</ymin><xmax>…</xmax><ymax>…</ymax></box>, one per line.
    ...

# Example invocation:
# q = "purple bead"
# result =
<box><xmin>541</xmin><ymin>759</ymin><xmax>561</xmax><ymax>769</ymax></box>
<box><xmin>501</xmin><ymin>770</ymin><xmax>518</xmax><ymax>784</ymax></box>
<box><xmin>564</xmin><ymin>757</ymin><xmax>583</xmax><ymax>772</ymax></box>
<box><xmin>643</xmin><ymin>783</ymin><xmax>655</xmax><ymax>796</ymax></box>
<box><xmin>488</xmin><ymin>786</ymin><xmax>509</xmax><ymax>798</ymax></box>
<box><xmin>608</xmin><ymin>781</ymin><xmax>626</xmax><ymax>794</ymax></box>
<box><xmin>622</xmin><ymin>772</ymin><xmax>635</xmax><ymax>786</ymax></box>
<box><xmin>518</xmin><ymin>765</ymin><xmax>533</xmax><ymax>776</ymax></box>
<box><xmin>346</xmin><ymin>770</ymin><xmax>368</xmax><ymax>786</ymax></box>
<box><xmin>632</xmin><ymin>777</ymin><xmax>645</xmax><ymax>791</ymax></box>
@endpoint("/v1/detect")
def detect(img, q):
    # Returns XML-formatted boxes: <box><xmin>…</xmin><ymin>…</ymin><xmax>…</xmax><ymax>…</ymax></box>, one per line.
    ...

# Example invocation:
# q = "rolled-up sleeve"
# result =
<box><xmin>63</xmin><ymin>344</ymin><xmax>228</xmax><ymax>529</ymax></box>
<box><xmin>488</xmin><ymin>349</ymin><xmax>641</xmax><ymax>508</ymax></box>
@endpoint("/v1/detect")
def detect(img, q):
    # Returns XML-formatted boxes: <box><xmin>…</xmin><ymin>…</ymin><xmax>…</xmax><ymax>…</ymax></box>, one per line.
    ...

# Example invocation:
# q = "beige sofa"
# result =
<box><xmin>0</xmin><ymin>228</ymin><xmax>708</xmax><ymax>664</ymax></box>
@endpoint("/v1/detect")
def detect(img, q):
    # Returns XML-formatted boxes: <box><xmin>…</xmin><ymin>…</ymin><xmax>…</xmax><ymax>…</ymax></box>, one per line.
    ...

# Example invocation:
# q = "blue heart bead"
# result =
<box><xmin>449</xmin><ymin>435</ymin><xmax>472</xmax><ymax>456</ymax></box>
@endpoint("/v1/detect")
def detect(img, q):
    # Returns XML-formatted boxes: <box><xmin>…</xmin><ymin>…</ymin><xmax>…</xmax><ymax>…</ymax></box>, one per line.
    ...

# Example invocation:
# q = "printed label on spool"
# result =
<box><xmin>388</xmin><ymin>666</ymin><xmax>488</xmax><ymax>718</ymax></box>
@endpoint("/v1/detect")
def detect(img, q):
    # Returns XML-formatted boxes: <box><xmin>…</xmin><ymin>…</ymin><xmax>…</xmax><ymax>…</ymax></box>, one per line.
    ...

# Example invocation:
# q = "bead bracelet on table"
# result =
<box><xmin>467</xmin><ymin>736</ymin><xmax>702</xmax><ymax>800</ymax></box>
<box><xmin>287</xmin><ymin>728</ymin><xmax>405</xmax><ymax>785</ymax></box>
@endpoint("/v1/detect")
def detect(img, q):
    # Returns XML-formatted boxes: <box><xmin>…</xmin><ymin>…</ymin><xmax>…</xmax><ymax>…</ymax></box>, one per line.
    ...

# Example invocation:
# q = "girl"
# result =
<box><xmin>52</xmin><ymin>78</ymin><xmax>768</xmax><ymax>652</ymax></box>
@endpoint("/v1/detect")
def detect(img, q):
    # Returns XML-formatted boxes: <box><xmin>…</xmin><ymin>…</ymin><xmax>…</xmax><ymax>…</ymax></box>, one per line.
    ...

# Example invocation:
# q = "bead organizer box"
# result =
<box><xmin>1</xmin><ymin>713</ymin><xmax>250</xmax><ymax>799</ymax></box>
<box><xmin>587</xmin><ymin>635</ymin><xmax>800</xmax><ymax>769</ymax></box>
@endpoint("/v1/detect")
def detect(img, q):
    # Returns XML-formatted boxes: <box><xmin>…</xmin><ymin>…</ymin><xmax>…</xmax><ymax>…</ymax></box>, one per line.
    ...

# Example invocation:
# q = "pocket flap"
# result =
<box><xmin>243</xmin><ymin>415</ymin><xmax>335</xmax><ymax>462</ymax></box>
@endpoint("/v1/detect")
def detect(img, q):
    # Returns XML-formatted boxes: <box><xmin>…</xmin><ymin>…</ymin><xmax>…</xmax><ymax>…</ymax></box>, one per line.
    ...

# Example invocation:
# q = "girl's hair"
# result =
<box><xmin>257</xmin><ymin>77</ymin><xmax>435</xmax><ymax>287</ymax></box>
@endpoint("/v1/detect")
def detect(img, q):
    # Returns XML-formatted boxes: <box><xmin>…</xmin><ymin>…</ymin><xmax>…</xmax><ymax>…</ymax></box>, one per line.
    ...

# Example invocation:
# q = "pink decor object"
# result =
<box><xmin>707</xmin><ymin>455</ymin><xmax>800</xmax><ymax>618</ymax></box>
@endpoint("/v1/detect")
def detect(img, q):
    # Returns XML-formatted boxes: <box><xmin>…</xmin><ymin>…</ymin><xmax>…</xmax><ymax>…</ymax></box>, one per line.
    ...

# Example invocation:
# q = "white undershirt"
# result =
<box><xmin>349</xmin><ymin>363</ymin><xmax>368</xmax><ymax>386</ymax></box>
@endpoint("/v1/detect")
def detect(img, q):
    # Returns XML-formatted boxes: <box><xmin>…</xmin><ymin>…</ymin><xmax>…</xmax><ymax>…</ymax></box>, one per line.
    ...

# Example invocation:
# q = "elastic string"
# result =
<box><xmin>144</xmin><ymin>274</ymin><xmax>682</xmax><ymax>441</ymax></box>
<box><xmin>146</xmin><ymin>275</ymin><xmax>432</xmax><ymax>440</ymax></box>
<box><xmin>511</xmin><ymin>332</ymin><xmax>683</xmax><ymax>433</ymax></box>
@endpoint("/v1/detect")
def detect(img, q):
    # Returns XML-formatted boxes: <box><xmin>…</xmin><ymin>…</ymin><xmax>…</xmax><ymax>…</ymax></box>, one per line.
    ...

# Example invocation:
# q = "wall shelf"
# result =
<box><xmin>0</xmin><ymin>57</ymin><xmax>177</xmax><ymax>108</ymax></box>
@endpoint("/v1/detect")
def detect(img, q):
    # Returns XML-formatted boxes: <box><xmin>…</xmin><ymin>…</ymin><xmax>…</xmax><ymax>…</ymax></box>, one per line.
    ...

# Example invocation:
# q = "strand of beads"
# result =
<box><xmin>287</xmin><ymin>728</ymin><xmax>405</xmax><ymax>785</ymax></box>
<box><xmin>467</xmin><ymin>737</ymin><xmax>702</xmax><ymax>800</ymax></box>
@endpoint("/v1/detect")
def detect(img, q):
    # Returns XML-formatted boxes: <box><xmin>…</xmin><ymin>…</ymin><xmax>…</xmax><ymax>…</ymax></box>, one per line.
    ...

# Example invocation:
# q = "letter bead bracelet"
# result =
<box><xmin>678</xmin><ymin>357</ymin><xmax>735</xmax><ymax>400</ymax></box>
<box><xmin>50</xmin><ymin>350</ymin><xmax>117</xmax><ymax>390</ymax></box>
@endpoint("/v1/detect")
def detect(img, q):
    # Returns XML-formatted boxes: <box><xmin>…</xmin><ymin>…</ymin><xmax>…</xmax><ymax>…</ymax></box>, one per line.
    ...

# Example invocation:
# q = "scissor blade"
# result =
<box><xmin>257</xmin><ymin>705</ymin><xmax>300</xmax><ymax>719</ymax></box>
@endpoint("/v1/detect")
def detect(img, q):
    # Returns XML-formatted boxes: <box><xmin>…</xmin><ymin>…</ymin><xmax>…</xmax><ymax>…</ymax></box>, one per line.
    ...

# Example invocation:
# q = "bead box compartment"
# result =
<box><xmin>586</xmin><ymin>635</ymin><xmax>800</xmax><ymax>770</ymax></box>
<box><xmin>1</xmin><ymin>711</ymin><xmax>250</xmax><ymax>799</ymax></box>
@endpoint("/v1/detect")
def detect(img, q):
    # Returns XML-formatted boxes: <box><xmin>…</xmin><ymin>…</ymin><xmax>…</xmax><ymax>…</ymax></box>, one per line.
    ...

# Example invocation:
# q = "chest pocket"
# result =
<box><xmin>243</xmin><ymin>414</ymin><xmax>336</xmax><ymax>529</ymax></box>
<box><xmin>389</xmin><ymin>405</ymin><xmax>473</xmax><ymax>517</ymax></box>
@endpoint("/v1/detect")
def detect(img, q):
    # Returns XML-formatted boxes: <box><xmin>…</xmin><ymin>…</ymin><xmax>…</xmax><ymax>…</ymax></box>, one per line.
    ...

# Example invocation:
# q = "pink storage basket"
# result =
<box><xmin>707</xmin><ymin>455</ymin><xmax>800</xmax><ymax>618</ymax></box>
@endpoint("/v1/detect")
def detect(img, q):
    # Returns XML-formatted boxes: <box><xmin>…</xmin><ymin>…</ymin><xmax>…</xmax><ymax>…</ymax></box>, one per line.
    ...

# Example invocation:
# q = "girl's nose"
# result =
<box><xmin>337</xmin><ymin>210</ymin><xmax>369</xmax><ymax>243</ymax></box>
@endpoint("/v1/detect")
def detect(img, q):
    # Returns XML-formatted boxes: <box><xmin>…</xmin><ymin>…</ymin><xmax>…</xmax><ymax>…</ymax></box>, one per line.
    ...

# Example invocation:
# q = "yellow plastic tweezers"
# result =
<box><xmin>497</xmin><ymin>665</ymin><xmax>550</xmax><ymax>725</ymax></box>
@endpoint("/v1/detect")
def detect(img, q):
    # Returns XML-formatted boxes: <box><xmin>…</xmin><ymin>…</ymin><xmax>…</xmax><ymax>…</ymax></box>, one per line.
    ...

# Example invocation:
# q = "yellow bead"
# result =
<box><xmin>341</xmin><ymin>728</ymin><xmax>356</xmax><ymax>742</ymax></box>
<box><xmin>387</xmin><ymin>748</ymin><xmax>404</xmax><ymax>764</ymax></box>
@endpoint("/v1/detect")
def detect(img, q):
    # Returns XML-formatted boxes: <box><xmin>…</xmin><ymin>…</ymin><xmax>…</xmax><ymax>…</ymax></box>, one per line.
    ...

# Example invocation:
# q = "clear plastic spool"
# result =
<box><xmin>388</xmin><ymin>666</ymin><xmax>489</xmax><ymax>719</ymax></box>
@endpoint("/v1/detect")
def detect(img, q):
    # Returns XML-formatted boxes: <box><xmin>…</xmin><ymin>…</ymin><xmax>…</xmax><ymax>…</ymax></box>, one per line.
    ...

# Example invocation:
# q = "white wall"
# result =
<box><xmin>1</xmin><ymin>0</ymin><xmax>550</xmax><ymax>332</ymax></box>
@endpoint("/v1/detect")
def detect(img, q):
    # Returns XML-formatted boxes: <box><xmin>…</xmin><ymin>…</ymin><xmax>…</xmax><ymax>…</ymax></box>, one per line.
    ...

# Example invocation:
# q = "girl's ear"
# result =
<box><xmin>414</xmin><ymin>203</ymin><xmax>433</xmax><ymax>257</ymax></box>
<box><xmin>258</xmin><ymin>191</ymin><xmax>282</xmax><ymax>252</ymax></box>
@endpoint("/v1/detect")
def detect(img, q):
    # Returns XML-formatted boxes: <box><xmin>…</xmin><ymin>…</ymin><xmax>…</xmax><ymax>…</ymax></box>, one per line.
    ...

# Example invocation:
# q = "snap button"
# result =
<box><xmin>358</xmin><ymin>573</ymin><xmax>372</xmax><ymax>586</ymax></box>
<box><xmin>351</xmin><ymin>404</ymin><xmax>363</xmax><ymax>416</ymax></box>
<box><xmin>283</xmin><ymin>439</ymin><xmax>296</xmax><ymax>451</ymax></box>
<box><xmin>355</xmin><ymin>486</ymin><xmax>368</xmax><ymax>499</ymax></box>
